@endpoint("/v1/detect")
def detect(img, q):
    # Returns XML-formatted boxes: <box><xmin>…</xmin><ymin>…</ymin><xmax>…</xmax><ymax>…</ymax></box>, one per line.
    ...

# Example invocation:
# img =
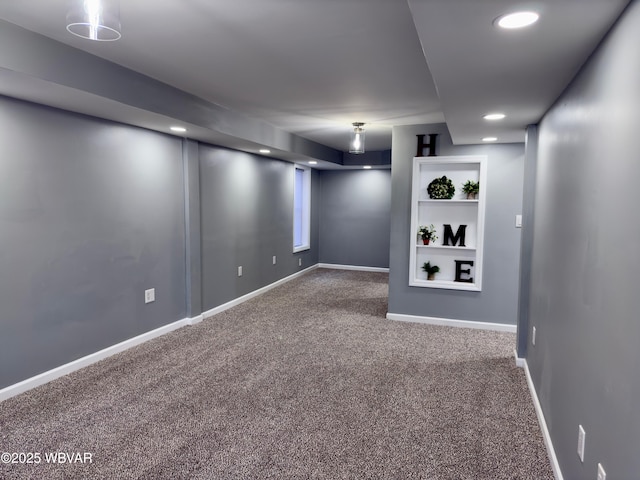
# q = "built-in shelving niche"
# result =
<box><xmin>409</xmin><ymin>155</ymin><xmax>487</xmax><ymax>291</ymax></box>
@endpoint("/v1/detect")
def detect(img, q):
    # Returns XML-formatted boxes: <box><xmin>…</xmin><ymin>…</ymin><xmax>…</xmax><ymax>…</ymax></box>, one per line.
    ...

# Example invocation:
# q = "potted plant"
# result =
<box><xmin>422</xmin><ymin>261</ymin><xmax>440</xmax><ymax>280</ymax></box>
<box><xmin>417</xmin><ymin>224</ymin><xmax>437</xmax><ymax>245</ymax></box>
<box><xmin>427</xmin><ymin>176</ymin><xmax>455</xmax><ymax>199</ymax></box>
<box><xmin>462</xmin><ymin>180</ymin><xmax>479</xmax><ymax>199</ymax></box>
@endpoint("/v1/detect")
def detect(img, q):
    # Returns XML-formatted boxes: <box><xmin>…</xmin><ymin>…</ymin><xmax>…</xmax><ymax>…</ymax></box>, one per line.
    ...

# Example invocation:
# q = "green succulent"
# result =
<box><xmin>421</xmin><ymin>261</ymin><xmax>440</xmax><ymax>275</ymax></box>
<box><xmin>462</xmin><ymin>180</ymin><xmax>480</xmax><ymax>195</ymax></box>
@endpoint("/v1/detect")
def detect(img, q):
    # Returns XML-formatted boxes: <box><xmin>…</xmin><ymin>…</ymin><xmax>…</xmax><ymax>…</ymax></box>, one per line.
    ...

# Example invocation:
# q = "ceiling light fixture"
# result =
<box><xmin>349</xmin><ymin>122</ymin><xmax>365</xmax><ymax>154</ymax></box>
<box><xmin>309</xmin><ymin>161</ymin><xmax>318</xmax><ymax>165</ymax></box>
<box><xmin>495</xmin><ymin>11</ymin><xmax>539</xmax><ymax>29</ymax></box>
<box><xmin>67</xmin><ymin>0</ymin><xmax>121</xmax><ymax>41</ymax></box>
<box><xmin>363</xmin><ymin>165</ymin><xmax>372</xmax><ymax>170</ymax></box>
<box><xmin>483</xmin><ymin>113</ymin><xmax>506</xmax><ymax>121</ymax></box>
<box><xmin>170</xmin><ymin>126</ymin><xmax>187</xmax><ymax>133</ymax></box>
<box><xmin>482</xmin><ymin>137</ymin><xmax>498</xmax><ymax>142</ymax></box>
<box><xmin>259</xmin><ymin>149</ymin><xmax>271</xmax><ymax>154</ymax></box>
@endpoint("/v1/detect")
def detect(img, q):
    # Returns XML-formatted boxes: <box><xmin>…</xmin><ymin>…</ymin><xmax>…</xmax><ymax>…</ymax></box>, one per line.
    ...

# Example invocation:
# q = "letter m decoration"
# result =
<box><xmin>442</xmin><ymin>224</ymin><xmax>467</xmax><ymax>247</ymax></box>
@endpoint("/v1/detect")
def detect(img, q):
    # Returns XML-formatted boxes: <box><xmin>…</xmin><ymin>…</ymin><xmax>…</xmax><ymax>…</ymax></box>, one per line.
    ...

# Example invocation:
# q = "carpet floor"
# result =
<box><xmin>0</xmin><ymin>268</ymin><xmax>553</xmax><ymax>479</ymax></box>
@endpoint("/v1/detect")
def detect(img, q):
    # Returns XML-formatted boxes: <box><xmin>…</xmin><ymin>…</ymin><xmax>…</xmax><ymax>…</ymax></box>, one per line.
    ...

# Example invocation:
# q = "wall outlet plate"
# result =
<box><xmin>144</xmin><ymin>288</ymin><xmax>155</xmax><ymax>304</ymax></box>
<box><xmin>273</xmin><ymin>255</ymin><xmax>277</xmax><ymax>265</ymax></box>
<box><xmin>238</xmin><ymin>266</ymin><xmax>243</xmax><ymax>277</ymax></box>
<box><xmin>532</xmin><ymin>326</ymin><xmax>536</xmax><ymax>346</ymax></box>
<box><xmin>298</xmin><ymin>258</ymin><xmax>302</xmax><ymax>267</ymax></box>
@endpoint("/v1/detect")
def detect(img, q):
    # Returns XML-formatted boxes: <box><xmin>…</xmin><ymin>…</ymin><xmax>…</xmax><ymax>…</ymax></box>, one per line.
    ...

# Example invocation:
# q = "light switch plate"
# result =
<box><xmin>144</xmin><ymin>288</ymin><xmax>155</xmax><ymax>304</ymax></box>
<box><xmin>516</xmin><ymin>214</ymin><xmax>523</xmax><ymax>228</ymax></box>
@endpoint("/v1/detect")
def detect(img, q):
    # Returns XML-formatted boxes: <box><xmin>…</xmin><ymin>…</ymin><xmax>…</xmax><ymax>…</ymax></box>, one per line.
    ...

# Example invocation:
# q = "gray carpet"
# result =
<box><xmin>0</xmin><ymin>269</ymin><xmax>553</xmax><ymax>479</ymax></box>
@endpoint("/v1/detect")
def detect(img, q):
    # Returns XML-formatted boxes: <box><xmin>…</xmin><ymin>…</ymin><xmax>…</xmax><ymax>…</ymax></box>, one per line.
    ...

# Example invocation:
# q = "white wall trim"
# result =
<box><xmin>187</xmin><ymin>314</ymin><xmax>204</xmax><ymax>325</ymax></box>
<box><xmin>521</xmin><ymin>358</ymin><xmax>564</xmax><ymax>480</ymax></box>
<box><xmin>0</xmin><ymin>317</ymin><xmax>190</xmax><ymax>402</ymax></box>
<box><xmin>386</xmin><ymin>312</ymin><xmax>517</xmax><ymax>333</ymax></box>
<box><xmin>1</xmin><ymin>265</ymin><xmax>322</xmax><ymax>403</ymax></box>
<box><xmin>317</xmin><ymin>263</ymin><xmax>389</xmax><ymax>273</ymax></box>
<box><xmin>514</xmin><ymin>352</ymin><xmax>526</xmax><ymax>368</ymax></box>
<box><xmin>202</xmin><ymin>265</ymin><xmax>318</xmax><ymax>319</ymax></box>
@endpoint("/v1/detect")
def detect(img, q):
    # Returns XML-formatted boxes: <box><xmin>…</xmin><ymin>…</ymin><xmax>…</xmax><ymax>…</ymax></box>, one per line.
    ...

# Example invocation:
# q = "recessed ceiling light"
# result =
<box><xmin>495</xmin><ymin>11</ymin><xmax>539</xmax><ymax>29</ymax></box>
<box><xmin>482</xmin><ymin>137</ymin><xmax>498</xmax><ymax>142</ymax></box>
<box><xmin>483</xmin><ymin>113</ymin><xmax>506</xmax><ymax>121</ymax></box>
<box><xmin>309</xmin><ymin>161</ymin><xmax>318</xmax><ymax>165</ymax></box>
<box><xmin>363</xmin><ymin>165</ymin><xmax>372</xmax><ymax>170</ymax></box>
<box><xmin>170</xmin><ymin>126</ymin><xmax>186</xmax><ymax>132</ymax></box>
<box><xmin>259</xmin><ymin>149</ymin><xmax>271</xmax><ymax>154</ymax></box>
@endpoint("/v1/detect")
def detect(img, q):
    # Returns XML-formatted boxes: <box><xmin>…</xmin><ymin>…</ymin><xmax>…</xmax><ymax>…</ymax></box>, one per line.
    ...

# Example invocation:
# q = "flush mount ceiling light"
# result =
<box><xmin>170</xmin><ymin>126</ymin><xmax>186</xmax><ymax>133</ymax></box>
<box><xmin>483</xmin><ymin>113</ymin><xmax>506</xmax><ymax>121</ymax></box>
<box><xmin>495</xmin><ymin>11</ymin><xmax>539</xmax><ymax>29</ymax></box>
<box><xmin>363</xmin><ymin>165</ymin><xmax>372</xmax><ymax>170</ymax></box>
<box><xmin>349</xmin><ymin>123</ymin><xmax>366</xmax><ymax>154</ymax></box>
<box><xmin>259</xmin><ymin>149</ymin><xmax>271</xmax><ymax>154</ymax></box>
<box><xmin>67</xmin><ymin>0</ymin><xmax>121</xmax><ymax>41</ymax></box>
<box><xmin>309</xmin><ymin>161</ymin><xmax>318</xmax><ymax>165</ymax></box>
<box><xmin>482</xmin><ymin>137</ymin><xmax>498</xmax><ymax>142</ymax></box>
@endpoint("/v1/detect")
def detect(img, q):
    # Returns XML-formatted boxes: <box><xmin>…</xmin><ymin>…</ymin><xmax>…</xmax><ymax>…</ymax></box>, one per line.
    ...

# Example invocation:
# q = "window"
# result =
<box><xmin>293</xmin><ymin>166</ymin><xmax>311</xmax><ymax>252</ymax></box>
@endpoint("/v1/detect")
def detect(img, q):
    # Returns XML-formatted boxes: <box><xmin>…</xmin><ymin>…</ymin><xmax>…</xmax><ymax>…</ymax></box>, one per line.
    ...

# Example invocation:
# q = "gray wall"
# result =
<box><xmin>516</xmin><ymin>125</ymin><xmax>539</xmax><ymax>357</ymax></box>
<box><xmin>318</xmin><ymin>169</ymin><xmax>391</xmax><ymax>268</ymax></box>
<box><xmin>199</xmin><ymin>145</ymin><xmax>319</xmax><ymax>311</ymax></box>
<box><xmin>388</xmin><ymin>123</ymin><xmax>524</xmax><ymax>325</ymax></box>
<box><xmin>525</xmin><ymin>2</ymin><xmax>640</xmax><ymax>477</ymax></box>
<box><xmin>0</xmin><ymin>95</ymin><xmax>325</xmax><ymax>390</ymax></box>
<box><xmin>0</xmin><ymin>96</ymin><xmax>187</xmax><ymax>389</ymax></box>
<box><xmin>183</xmin><ymin>139</ymin><xmax>203</xmax><ymax>319</ymax></box>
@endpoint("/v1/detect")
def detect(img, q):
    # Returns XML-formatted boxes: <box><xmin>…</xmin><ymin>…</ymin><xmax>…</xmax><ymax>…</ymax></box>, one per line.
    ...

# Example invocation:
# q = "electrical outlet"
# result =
<box><xmin>238</xmin><ymin>266</ymin><xmax>243</xmax><ymax>277</ymax></box>
<box><xmin>144</xmin><ymin>288</ymin><xmax>155</xmax><ymax>304</ymax></box>
<box><xmin>272</xmin><ymin>255</ymin><xmax>277</xmax><ymax>265</ymax></box>
<box><xmin>577</xmin><ymin>425</ymin><xmax>585</xmax><ymax>462</ymax></box>
<box><xmin>532</xmin><ymin>326</ymin><xmax>536</xmax><ymax>346</ymax></box>
<box><xmin>298</xmin><ymin>258</ymin><xmax>302</xmax><ymax>267</ymax></box>
<box><xmin>597</xmin><ymin>463</ymin><xmax>606</xmax><ymax>480</ymax></box>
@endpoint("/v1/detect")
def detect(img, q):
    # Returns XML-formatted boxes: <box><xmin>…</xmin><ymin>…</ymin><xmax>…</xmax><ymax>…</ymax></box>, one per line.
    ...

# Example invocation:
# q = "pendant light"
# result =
<box><xmin>67</xmin><ymin>0</ymin><xmax>121</xmax><ymax>41</ymax></box>
<box><xmin>349</xmin><ymin>122</ymin><xmax>365</xmax><ymax>154</ymax></box>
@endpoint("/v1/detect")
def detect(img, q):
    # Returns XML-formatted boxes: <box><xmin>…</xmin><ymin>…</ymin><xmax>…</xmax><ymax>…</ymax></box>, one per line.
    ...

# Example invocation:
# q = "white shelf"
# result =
<box><xmin>409</xmin><ymin>155</ymin><xmax>487</xmax><ymax>291</ymax></box>
<box><xmin>418</xmin><ymin>199</ymin><xmax>479</xmax><ymax>204</ymax></box>
<box><xmin>411</xmin><ymin>279</ymin><xmax>482</xmax><ymax>291</ymax></box>
<box><xmin>416</xmin><ymin>245</ymin><xmax>476</xmax><ymax>251</ymax></box>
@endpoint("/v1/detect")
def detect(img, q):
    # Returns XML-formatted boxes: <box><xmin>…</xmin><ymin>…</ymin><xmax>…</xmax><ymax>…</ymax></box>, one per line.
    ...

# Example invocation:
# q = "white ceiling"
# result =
<box><xmin>0</xmin><ymin>0</ymin><xmax>631</xmax><ymax>156</ymax></box>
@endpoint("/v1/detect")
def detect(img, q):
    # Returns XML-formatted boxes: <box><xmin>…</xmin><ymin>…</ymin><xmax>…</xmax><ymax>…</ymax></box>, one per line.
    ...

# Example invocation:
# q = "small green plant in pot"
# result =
<box><xmin>417</xmin><ymin>224</ymin><xmax>437</xmax><ymax>245</ymax></box>
<box><xmin>462</xmin><ymin>180</ymin><xmax>479</xmax><ymax>199</ymax></box>
<box><xmin>422</xmin><ymin>261</ymin><xmax>440</xmax><ymax>281</ymax></box>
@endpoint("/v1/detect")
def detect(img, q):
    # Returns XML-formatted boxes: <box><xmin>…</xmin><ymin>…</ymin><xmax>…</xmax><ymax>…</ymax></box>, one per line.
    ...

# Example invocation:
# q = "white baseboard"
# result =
<box><xmin>521</xmin><ymin>358</ymin><xmax>564</xmax><ymax>480</ymax></box>
<box><xmin>1</xmin><ymin>266</ymin><xmax>324</xmax><ymax>402</ymax></box>
<box><xmin>202</xmin><ymin>265</ymin><xmax>318</xmax><ymax>319</ymax></box>
<box><xmin>1</xmin><ymin>266</ymin><xmax>322</xmax><ymax>403</ymax></box>
<box><xmin>0</xmin><ymin>317</ymin><xmax>191</xmax><ymax>402</ymax></box>
<box><xmin>386</xmin><ymin>312</ymin><xmax>517</xmax><ymax>333</ymax></box>
<box><xmin>317</xmin><ymin>263</ymin><xmax>389</xmax><ymax>273</ymax></box>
